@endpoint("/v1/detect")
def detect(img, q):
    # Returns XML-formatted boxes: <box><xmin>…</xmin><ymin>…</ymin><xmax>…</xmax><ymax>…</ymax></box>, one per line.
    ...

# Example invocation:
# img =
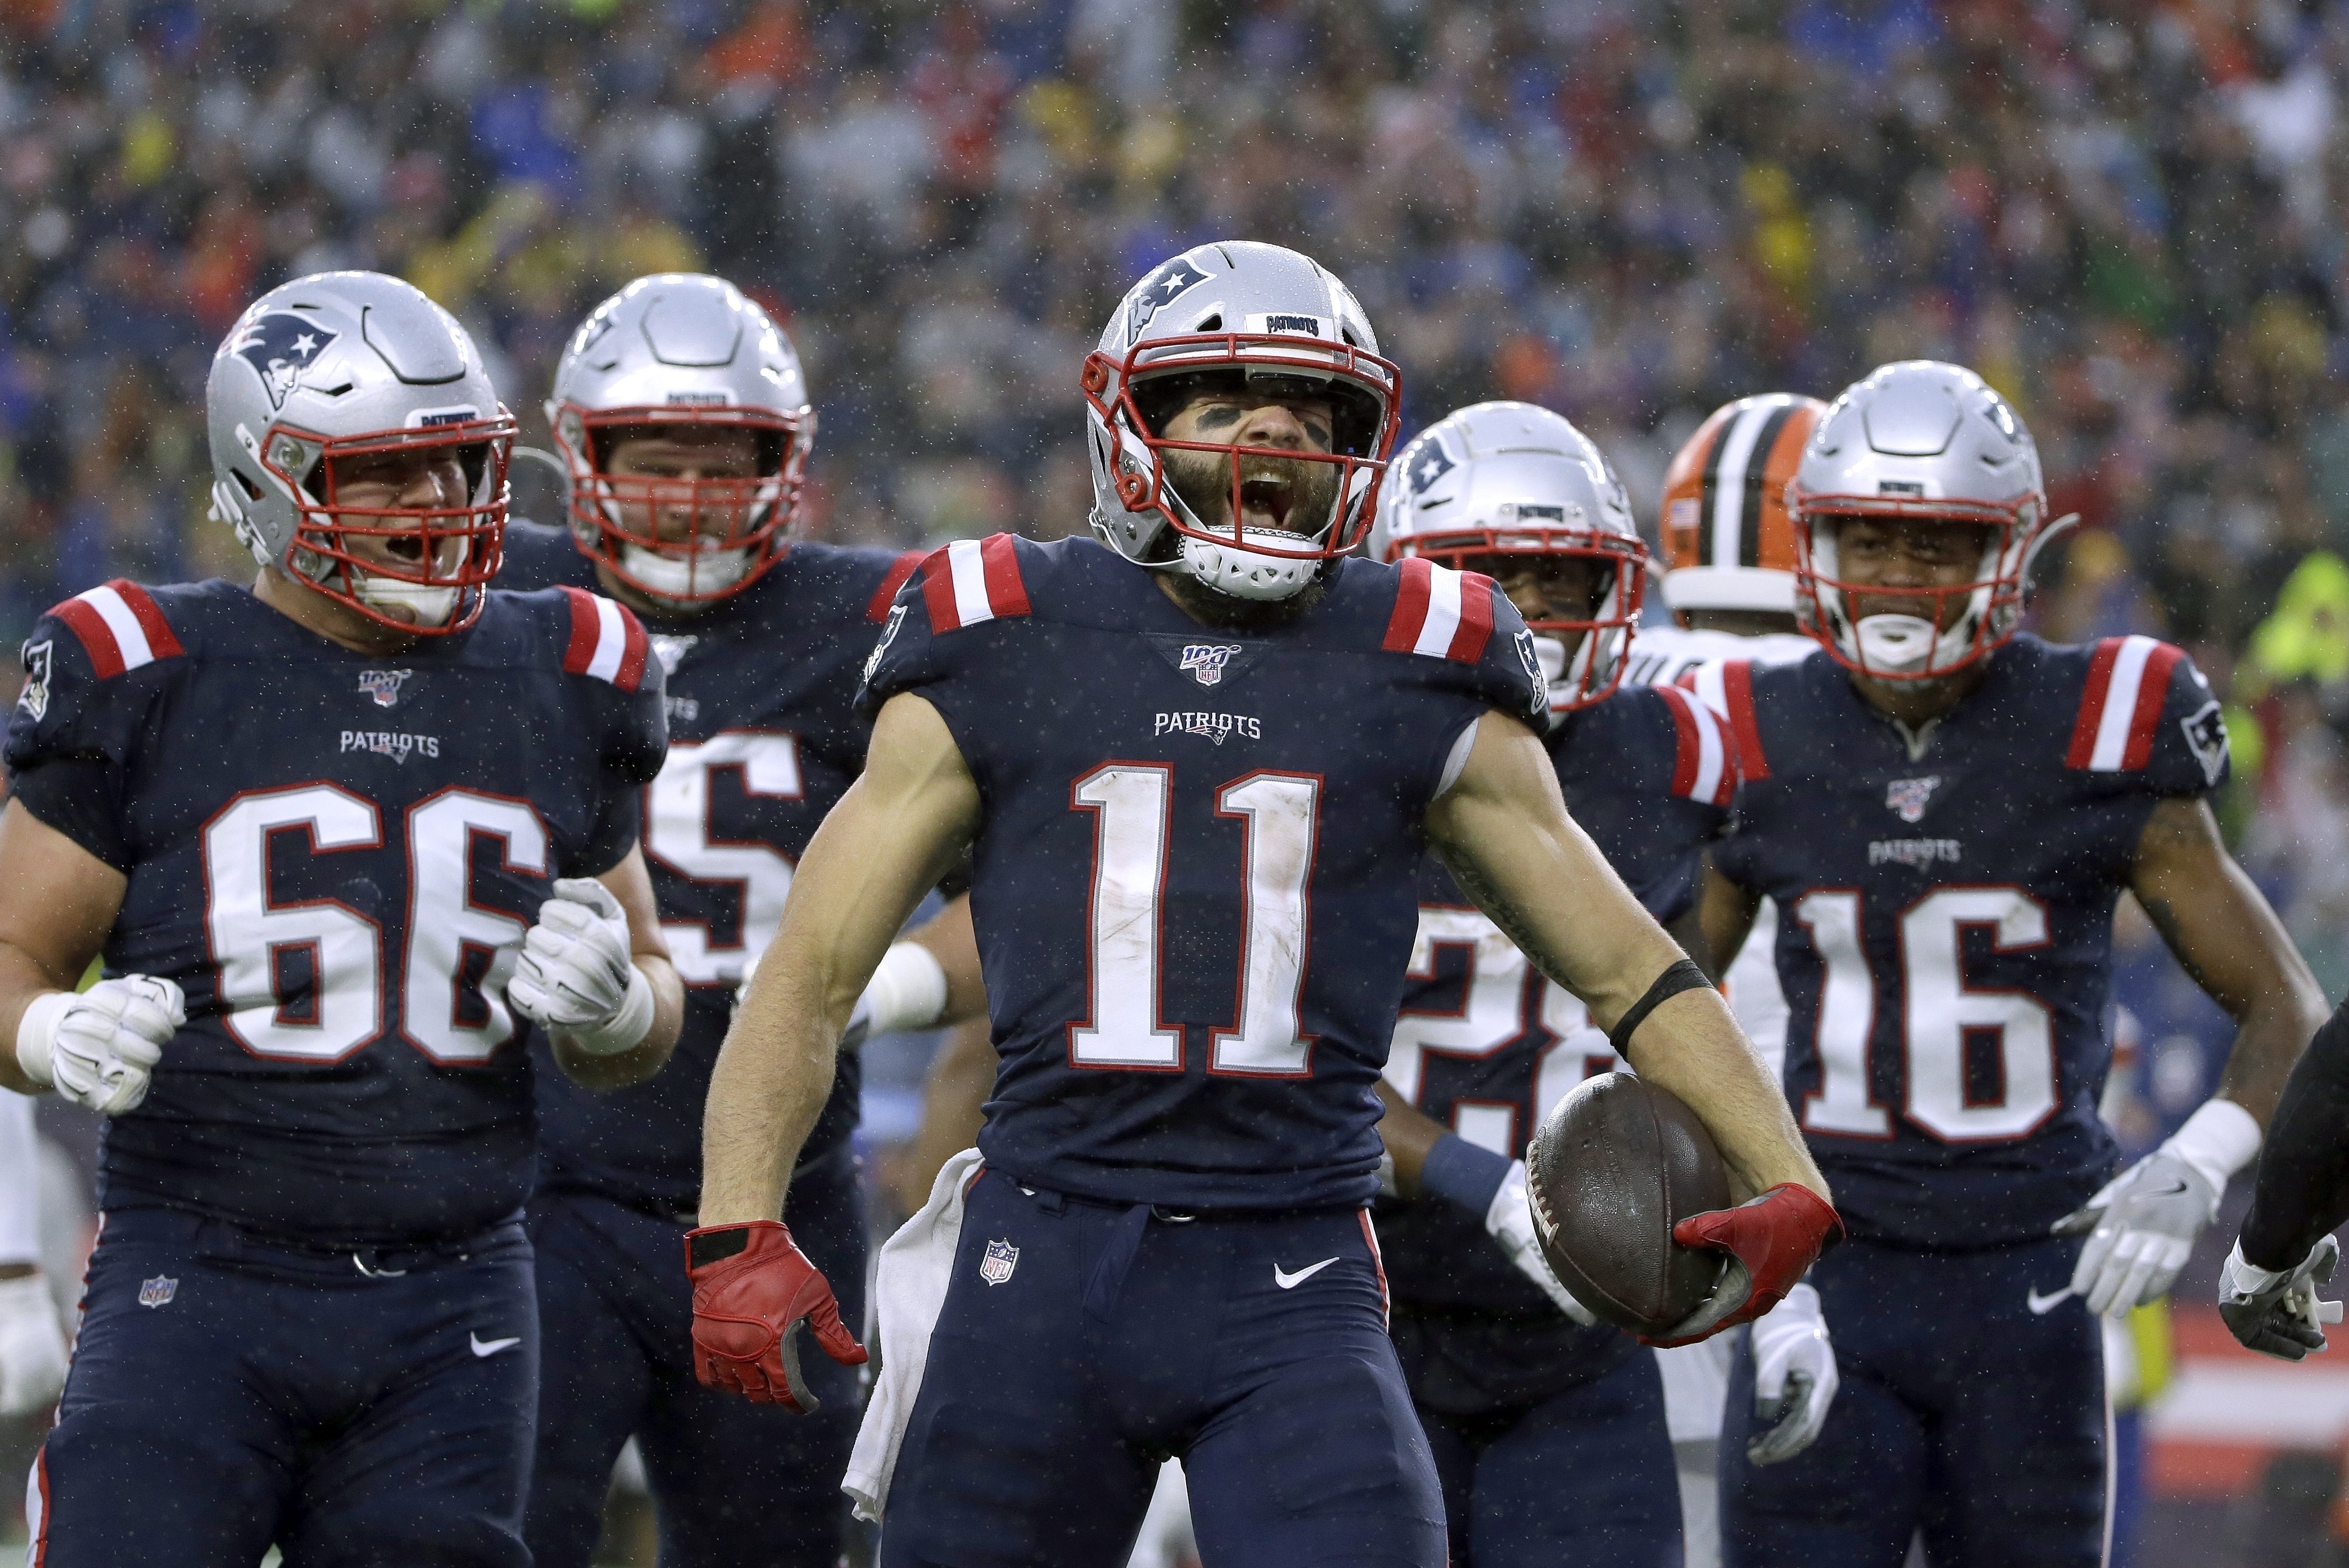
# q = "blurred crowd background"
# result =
<box><xmin>7</xmin><ymin>0</ymin><xmax>2349</xmax><ymax>1560</ymax></box>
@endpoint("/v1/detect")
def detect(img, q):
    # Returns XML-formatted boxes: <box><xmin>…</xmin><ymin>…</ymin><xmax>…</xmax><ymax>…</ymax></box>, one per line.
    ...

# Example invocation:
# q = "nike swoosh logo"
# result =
<box><xmin>2142</xmin><ymin>1181</ymin><xmax>2190</xmax><ymax>1197</ymax></box>
<box><xmin>1274</xmin><ymin>1257</ymin><xmax>1339</xmax><ymax>1290</ymax></box>
<box><xmin>2026</xmin><ymin>1287</ymin><xmax>2075</xmax><ymax>1316</ymax></box>
<box><xmin>470</xmin><ymin>1333</ymin><xmax>523</xmax><ymax>1358</ymax></box>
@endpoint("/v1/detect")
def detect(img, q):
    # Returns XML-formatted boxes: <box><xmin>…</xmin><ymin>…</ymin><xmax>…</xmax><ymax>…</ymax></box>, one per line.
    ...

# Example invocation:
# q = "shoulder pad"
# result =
<box><xmin>47</xmin><ymin>581</ymin><xmax>184</xmax><ymax>679</ymax></box>
<box><xmin>557</xmin><ymin>585</ymin><xmax>650</xmax><ymax>692</ymax></box>
<box><xmin>916</xmin><ymin>535</ymin><xmax>1032</xmax><ymax>633</ymax></box>
<box><xmin>2065</xmin><ymin>635</ymin><xmax>2184</xmax><ymax>773</ymax></box>
<box><xmin>867</xmin><ymin>550</ymin><xmax>926</xmax><ymax>624</ymax></box>
<box><xmin>1652</xmin><ymin>682</ymin><xmax>1739</xmax><ymax>806</ymax></box>
<box><xmin>1381</xmin><ymin>557</ymin><xmax>1495</xmax><ymax>662</ymax></box>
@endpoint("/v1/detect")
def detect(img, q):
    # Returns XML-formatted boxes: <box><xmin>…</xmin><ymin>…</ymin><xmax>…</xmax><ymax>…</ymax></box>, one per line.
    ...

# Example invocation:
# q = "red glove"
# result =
<box><xmin>686</xmin><ymin>1220</ymin><xmax>867</xmax><ymax>1410</ymax></box>
<box><xmin>1643</xmin><ymin>1184</ymin><xmax>1842</xmax><ymax>1347</ymax></box>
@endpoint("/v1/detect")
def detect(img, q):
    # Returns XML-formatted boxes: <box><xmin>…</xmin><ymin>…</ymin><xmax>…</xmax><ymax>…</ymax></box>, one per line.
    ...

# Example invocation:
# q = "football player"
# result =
<box><xmin>1366</xmin><ymin>401</ymin><xmax>1838</xmax><ymax>1568</ymax></box>
<box><xmin>1636</xmin><ymin>394</ymin><xmax>1830</xmax><ymax>1568</ymax></box>
<box><xmin>0</xmin><ymin>1094</ymin><xmax>67</xmax><ymax>1419</ymax></box>
<box><xmin>1</xmin><ymin>271</ymin><xmax>686</xmax><ymax>1566</ymax></box>
<box><xmin>2219</xmin><ymin>994</ymin><xmax>2349</xmax><ymax>1360</ymax></box>
<box><xmin>500</xmin><ymin>273</ymin><xmax>967</xmax><ymax>1568</ymax></box>
<box><xmin>1696</xmin><ymin>360</ymin><xmax>2327</xmax><ymax>1567</ymax></box>
<box><xmin>692</xmin><ymin>242</ymin><xmax>1840</xmax><ymax>1568</ymax></box>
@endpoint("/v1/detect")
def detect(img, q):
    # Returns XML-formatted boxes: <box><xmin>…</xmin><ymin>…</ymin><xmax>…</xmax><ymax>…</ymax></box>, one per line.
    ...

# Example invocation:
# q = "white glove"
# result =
<box><xmin>16</xmin><ymin>977</ymin><xmax>183</xmax><ymax>1116</ymax></box>
<box><xmin>508</xmin><ymin>878</ymin><xmax>653</xmax><ymax>1056</ymax></box>
<box><xmin>1746</xmin><ymin>1282</ymin><xmax>1838</xmax><ymax>1465</ymax></box>
<box><xmin>2220</xmin><ymin>1235</ymin><xmax>2343</xmax><ymax>1362</ymax></box>
<box><xmin>2058</xmin><ymin>1098</ymin><xmax>2260</xmax><ymax>1317</ymax></box>
<box><xmin>1486</xmin><ymin>1161</ymin><xmax>1597</xmax><ymax>1325</ymax></box>
<box><xmin>2056</xmin><ymin>1151</ymin><xmax>2214</xmax><ymax>1316</ymax></box>
<box><xmin>0</xmin><ymin>1272</ymin><xmax>66</xmax><ymax>1418</ymax></box>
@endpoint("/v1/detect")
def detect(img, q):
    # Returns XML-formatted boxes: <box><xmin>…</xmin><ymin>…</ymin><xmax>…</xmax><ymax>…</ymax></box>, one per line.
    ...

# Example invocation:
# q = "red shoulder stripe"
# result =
<box><xmin>557</xmin><ymin>586</ymin><xmax>648</xmax><ymax>691</ymax></box>
<box><xmin>1450</xmin><ymin>571</ymin><xmax>1495</xmax><ymax>662</ymax></box>
<box><xmin>917</xmin><ymin>544</ymin><xmax>960</xmax><ymax>632</ymax></box>
<box><xmin>1659</xmin><ymin>682</ymin><xmax>1703</xmax><ymax>798</ymax></box>
<box><xmin>980</xmin><ymin>533</ymin><xmax>1031</xmax><ymax>619</ymax></box>
<box><xmin>919</xmin><ymin>537</ymin><xmax>1031</xmax><ymax>633</ymax></box>
<box><xmin>1719</xmin><ymin>659</ymin><xmax>1767</xmax><ymax>781</ymax></box>
<box><xmin>867</xmin><ymin>550</ymin><xmax>926</xmax><ymax>624</ymax></box>
<box><xmin>1382</xmin><ymin>558</ymin><xmax>1494</xmax><ymax>662</ymax></box>
<box><xmin>49</xmin><ymin>581</ymin><xmax>183</xmax><ymax>679</ymax></box>
<box><xmin>2121</xmin><ymin>643</ymin><xmax>2183</xmax><ymax>770</ymax></box>
<box><xmin>1656</xmin><ymin>682</ymin><xmax>1737</xmax><ymax>806</ymax></box>
<box><xmin>2064</xmin><ymin>637</ymin><xmax>2125</xmax><ymax>770</ymax></box>
<box><xmin>1382</xmin><ymin>558</ymin><xmax>1433</xmax><ymax>653</ymax></box>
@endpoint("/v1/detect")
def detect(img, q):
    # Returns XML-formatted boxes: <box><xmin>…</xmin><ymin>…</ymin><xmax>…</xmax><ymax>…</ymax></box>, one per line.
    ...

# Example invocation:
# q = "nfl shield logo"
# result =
<box><xmin>979</xmin><ymin>1239</ymin><xmax>1019</xmax><ymax>1286</ymax></box>
<box><xmin>1885</xmin><ymin>776</ymin><xmax>1940</xmax><ymax>823</ymax></box>
<box><xmin>1179</xmin><ymin>644</ymin><xmax>1239</xmax><ymax>687</ymax></box>
<box><xmin>357</xmin><ymin>669</ymin><xmax>411</xmax><ymax>709</ymax></box>
<box><xmin>138</xmin><ymin>1275</ymin><xmax>178</xmax><ymax>1308</ymax></box>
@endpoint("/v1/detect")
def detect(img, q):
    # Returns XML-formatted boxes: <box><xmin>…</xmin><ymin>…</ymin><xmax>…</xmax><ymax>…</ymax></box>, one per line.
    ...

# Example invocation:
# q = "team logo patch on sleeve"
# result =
<box><xmin>980</xmin><ymin>1239</ymin><xmax>1019</xmax><ymax>1286</ymax></box>
<box><xmin>231</xmin><ymin>312</ymin><xmax>338</xmax><ymax>409</ymax></box>
<box><xmin>864</xmin><ymin>601</ymin><xmax>906</xmax><ymax>685</ymax></box>
<box><xmin>2181</xmin><ymin>700</ymin><xmax>2229</xmax><ymax>787</ymax></box>
<box><xmin>1513</xmin><ymin>628</ymin><xmax>1549</xmax><ymax>715</ymax></box>
<box><xmin>16</xmin><ymin>639</ymin><xmax>50</xmax><ymax>720</ymax></box>
<box><xmin>1886</xmin><ymin>776</ymin><xmax>1940</xmax><ymax>823</ymax></box>
<box><xmin>357</xmin><ymin>669</ymin><xmax>411</xmax><ymax>709</ymax></box>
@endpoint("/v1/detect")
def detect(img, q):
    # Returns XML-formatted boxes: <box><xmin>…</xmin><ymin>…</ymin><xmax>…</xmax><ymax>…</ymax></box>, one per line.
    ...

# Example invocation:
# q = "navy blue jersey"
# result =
<box><xmin>3</xmin><ymin>577</ymin><xmax>666</xmax><ymax>1246</ymax></box>
<box><xmin>1712</xmin><ymin>634</ymin><xmax>2230</xmax><ymax>1247</ymax></box>
<box><xmin>500</xmin><ymin>522</ymin><xmax>919</xmax><ymax>1212</ymax></box>
<box><xmin>861</xmin><ymin>534</ymin><xmax>1547</xmax><ymax>1211</ymax></box>
<box><xmin>1380</xmin><ymin>681</ymin><xmax>1738</xmax><ymax>1316</ymax></box>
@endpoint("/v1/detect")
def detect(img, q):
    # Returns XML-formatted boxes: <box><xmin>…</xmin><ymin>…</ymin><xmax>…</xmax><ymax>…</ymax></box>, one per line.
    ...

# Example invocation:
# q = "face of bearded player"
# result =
<box><xmin>1153</xmin><ymin>381</ymin><xmax>1346</xmax><ymax>551</ymax></box>
<box><xmin>596</xmin><ymin>424</ymin><xmax>766</xmax><ymax>610</ymax></box>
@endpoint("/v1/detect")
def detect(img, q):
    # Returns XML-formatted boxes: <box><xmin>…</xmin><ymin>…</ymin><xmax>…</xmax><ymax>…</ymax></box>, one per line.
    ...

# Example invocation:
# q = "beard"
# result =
<box><xmin>1160</xmin><ymin>446</ymin><xmax>1346</xmax><ymax>545</ymax></box>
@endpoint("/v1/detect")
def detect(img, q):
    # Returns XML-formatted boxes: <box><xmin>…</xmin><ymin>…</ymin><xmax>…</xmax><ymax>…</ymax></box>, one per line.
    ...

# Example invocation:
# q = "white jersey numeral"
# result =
<box><xmin>1385</xmin><ymin>906</ymin><xmax>1612</xmax><ymax>1155</ymax></box>
<box><xmin>203</xmin><ymin>784</ymin><xmax>553</xmax><ymax>1064</ymax></box>
<box><xmin>1068</xmin><ymin>764</ymin><xmax>1323</xmax><ymax>1075</ymax></box>
<box><xmin>643</xmin><ymin>732</ymin><xmax>804</xmax><ymax>986</ymax></box>
<box><xmin>1795</xmin><ymin>885</ymin><xmax>2057</xmax><ymax>1142</ymax></box>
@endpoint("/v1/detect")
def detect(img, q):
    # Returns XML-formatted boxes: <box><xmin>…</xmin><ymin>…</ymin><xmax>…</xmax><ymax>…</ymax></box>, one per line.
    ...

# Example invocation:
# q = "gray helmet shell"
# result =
<box><xmin>206</xmin><ymin>271</ymin><xmax>512</xmax><ymax>631</ymax></box>
<box><xmin>545</xmin><ymin>274</ymin><xmax>815</xmax><ymax>607</ymax></box>
<box><xmin>1082</xmin><ymin>241</ymin><xmax>1398</xmax><ymax>601</ymax></box>
<box><xmin>1377</xmin><ymin>401</ymin><xmax>1646</xmax><ymax>715</ymax></box>
<box><xmin>1791</xmin><ymin>360</ymin><xmax>2057</xmax><ymax>678</ymax></box>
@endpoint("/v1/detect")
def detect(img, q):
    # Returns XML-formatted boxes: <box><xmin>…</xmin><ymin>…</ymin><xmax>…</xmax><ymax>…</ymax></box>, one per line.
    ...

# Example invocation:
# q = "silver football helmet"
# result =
<box><xmin>1376</xmin><ymin>401</ymin><xmax>1646</xmax><ymax>716</ymax></box>
<box><xmin>546</xmin><ymin>274</ymin><xmax>813</xmax><ymax>607</ymax></box>
<box><xmin>207</xmin><ymin>272</ymin><xmax>514</xmax><ymax>635</ymax></box>
<box><xmin>1083</xmin><ymin>241</ymin><xmax>1400</xmax><ymax>601</ymax></box>
<box><xmin>1791</xmin><ymin>361</ymin><xmax>2063</xmax><ymax>680</ymax></box>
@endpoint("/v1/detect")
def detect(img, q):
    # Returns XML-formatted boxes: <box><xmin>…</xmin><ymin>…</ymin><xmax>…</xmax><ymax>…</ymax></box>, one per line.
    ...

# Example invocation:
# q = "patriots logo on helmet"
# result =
<box><xmin>1407</xmin><ymin>439</ymin><xmax>1456</xmax><ymax>497</ymax></box>
<box><xmin>232</xmin><ymin>312</ymin><xmax>339</xmax><ymax>410</ymax></box>
<box><xmin>1886</xmin><ymin>776</ymin><xmax>1941</xmax><ymax>823</ymax></box>
<box><xmin>1179</xmin><ymin>643</ymin><xmax>1241</xmax><ymax>687</ymax></box>
<box><xmin>1127</xmin><ymin>256</ymin><xmax>1211</xmax><ymax>343</ymax></box>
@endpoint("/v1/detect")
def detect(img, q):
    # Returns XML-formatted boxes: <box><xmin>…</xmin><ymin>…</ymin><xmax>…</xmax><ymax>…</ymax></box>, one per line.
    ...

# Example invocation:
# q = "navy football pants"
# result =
<box><xmin>1418</xmin><ymin>1346</ymin><xmax>1680</xmax><ymax>1568</ymax></box>
<box><xmin>881</xmin><ymin>1171</ymin><xmax>1445</xmax><ymax>1568</ymax></box>
<box><xmin>526</xmin><ymin>1153</ymin><xmax>867</xmax><ymax>1568</ymax></box>
<box><xmin>1719</xmin><ymin>1234</ymin><xmax>2107</xmax><ymax>1568</ymax></box>
<box><xmin>29</xmin><ymin>1207</ymin><xmax>535</xmax><ymax>1567</ymax></box>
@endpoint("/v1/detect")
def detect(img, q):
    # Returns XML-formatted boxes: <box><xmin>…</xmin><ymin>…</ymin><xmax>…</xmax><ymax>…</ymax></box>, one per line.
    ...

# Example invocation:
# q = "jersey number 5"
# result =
<box><xmin>203</xmin><ymin>783</ymin><xmax>551</xmax><ymax>1066</ymax></box>
<box><xmin>1795</xmin><ymin>886</ymin><xmax>2057</xmax><ymax>1142</ymax></box>
<box><xmin>642</xmin><ymin>732</ymin><xmax>804</xmax><ymax>986</ymax></box>
<box><xmin>1068</xmin><ymin>764</ymin><xmax>1320</xmax><ymax>1076</ymax></box>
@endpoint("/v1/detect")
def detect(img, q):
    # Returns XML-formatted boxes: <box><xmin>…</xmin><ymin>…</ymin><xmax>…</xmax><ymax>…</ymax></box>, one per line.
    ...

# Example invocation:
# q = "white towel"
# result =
<box><xmin>842</xmin><ymin>1147</ymin><xmax>984</xmax><ymax>1523</ymax></box>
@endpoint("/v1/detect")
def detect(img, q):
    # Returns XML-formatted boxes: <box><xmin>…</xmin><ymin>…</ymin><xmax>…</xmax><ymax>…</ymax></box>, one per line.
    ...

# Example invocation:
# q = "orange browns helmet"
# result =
<box><xmin>1658</xmin><ymin>394</ymin><xmax>1824</xmax><ymax>620</ymax></box>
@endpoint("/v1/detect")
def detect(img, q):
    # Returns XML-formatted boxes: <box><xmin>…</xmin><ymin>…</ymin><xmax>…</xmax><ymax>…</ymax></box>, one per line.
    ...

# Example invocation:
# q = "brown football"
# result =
<box><xmin>1524</xmin><ymin>1072</ymin><xmax>1731</xmax><ymax>1337</ymax></box>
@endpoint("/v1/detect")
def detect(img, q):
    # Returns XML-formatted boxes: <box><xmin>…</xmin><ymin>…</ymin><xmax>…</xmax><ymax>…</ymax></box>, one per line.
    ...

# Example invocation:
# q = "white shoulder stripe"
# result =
<box><xmin>946</xmin><ymin>538</ymin><xmax>995</xmax><ymax>628</ymax></box>
<box><xmin>588</xmin><ymin>594</ymin><xmax>628</xmax><ymax>684</ymax></box>
<box><xmin>1414</xmin><ymin>563</ymin><xmax>1464</xmax><ymax>658</ymax></box>
<box><xmin>77</xmin><ymin>585</ymin><xmax>155</xmax><ymax>670</ymax></box>
<box><xmin>2089</xmin><ymin>635</ymin><xmax>2160</xmax><ymax>771</ymax></box>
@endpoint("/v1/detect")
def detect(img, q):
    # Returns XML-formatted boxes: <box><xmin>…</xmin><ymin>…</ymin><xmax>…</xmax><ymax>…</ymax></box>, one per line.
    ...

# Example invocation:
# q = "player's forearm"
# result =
<box><xmin>1625</xmin><ymin>987</ymin><xmax>1829</xmax><ymax>1204</ymax></box>
<box><xmin>553</xmin><ymin>953</ymin><xmax>685</xmax><ymax>1091</ymax></box>
<box><xmin>0</xmin><ymin>943</ymin><xmax>68</xmax><ymax>1097</ymax></box>
<box><xmin>2238</xmin><ymin>997</ymin><xmax>2349</xmax><ymax>1269</ymax></box>
<box><xmin>897</xmin><ymin>1016</ymin><xmax>996</xmax><ymax>1212</ymax></box>
<box><xmin>1373</xmin><ymin>1080</ymin><xmax>1448</xmax><ymax>1197</ymax></box>
<box><xmin>906</xmin><ymin>894</ymin><xmax>988</xmax><ymax>1028</ymax></box>
<box><xmin>2212</xmin><ymin>982</ymin><xmax>2331</xmax><ymax>1129</ymax></box>
<box><xmin>701</xmin><ymin>942</ymin><xmax>845</xmax><ymax>1224</ymax></box>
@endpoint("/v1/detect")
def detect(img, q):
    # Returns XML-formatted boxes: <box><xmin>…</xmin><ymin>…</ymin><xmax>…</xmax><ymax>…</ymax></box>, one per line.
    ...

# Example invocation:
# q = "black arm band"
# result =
<box><xmin>1608</xmin><ymin>958</ymin><xmax>1713</xmax><ymax>1056</ymax></box>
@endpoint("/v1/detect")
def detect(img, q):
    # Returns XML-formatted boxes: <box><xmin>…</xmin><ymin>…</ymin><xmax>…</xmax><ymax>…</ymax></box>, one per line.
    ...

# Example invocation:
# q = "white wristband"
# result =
<box><xmin>2161</xmin><ymin>1097</ymin><xmax>2263</xmax><ymax>1198</ymax></box>
<box><xmin>14</xmin><ymin>991</ymin><xmax>73</xmax><ymax>1088</ymax></box>
<box><xmin>564</xmin><ymin>964</ymin><xmax>656</xmax><ymax>1058</ymax></box>
<box><xmin>861</xmin><ymin>943</ymin><xmax>951</xmax><ymax>1037</ymax></box>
